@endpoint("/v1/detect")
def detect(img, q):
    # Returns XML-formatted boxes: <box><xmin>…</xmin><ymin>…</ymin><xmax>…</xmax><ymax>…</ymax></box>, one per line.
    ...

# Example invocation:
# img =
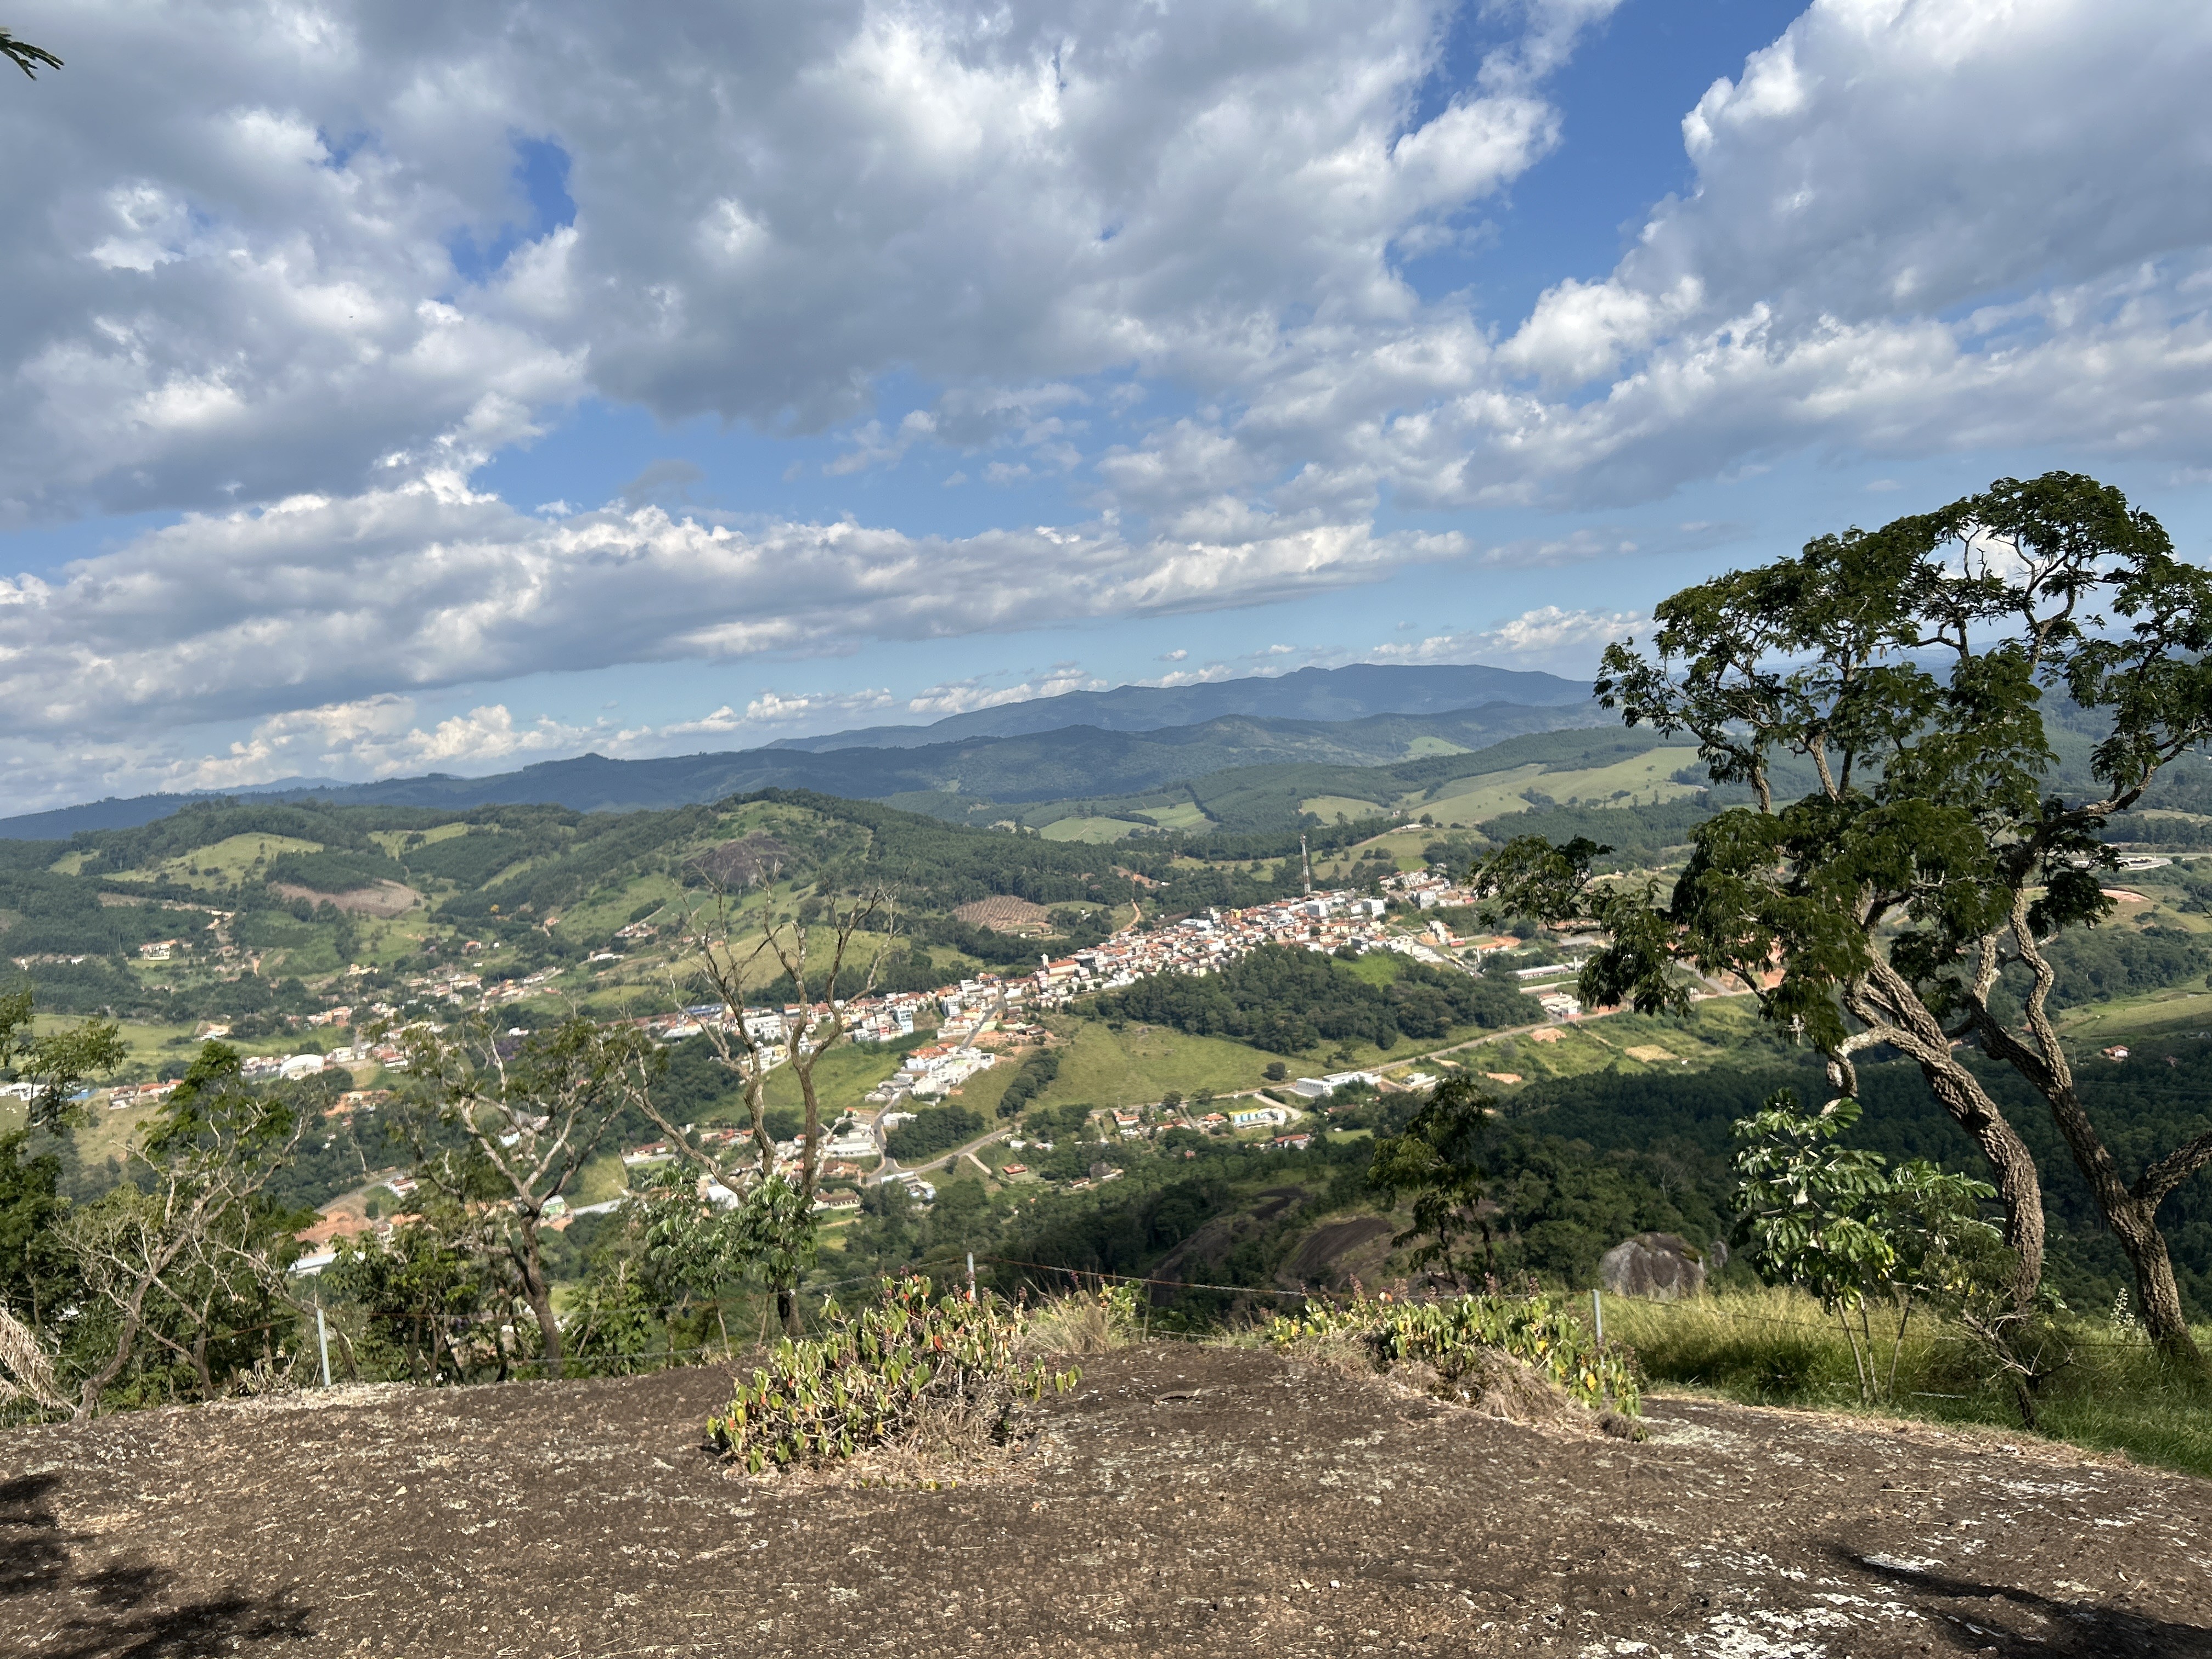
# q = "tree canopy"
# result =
<box><xmin>1472</xmin><ymin>472</ymin><xmax>2212</xmax><ymax>1364</ymax></box>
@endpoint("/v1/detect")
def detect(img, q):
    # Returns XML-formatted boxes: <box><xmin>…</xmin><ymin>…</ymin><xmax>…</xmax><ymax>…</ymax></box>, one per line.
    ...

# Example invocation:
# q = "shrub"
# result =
<box><xmin>708</xmin><ymin>1276</ymin><xmax>1079</xmax><ymax>1474</ymax></box>
<box><xmin>1019</xmin><ymin>1280</ymin><xmax>1142</xmax><ymax>1356</ymax></box>
<box><xmin>1268</xmin><ymin>1290</ymin><xmax>1640</xmax><ymax>1414</ymax></box>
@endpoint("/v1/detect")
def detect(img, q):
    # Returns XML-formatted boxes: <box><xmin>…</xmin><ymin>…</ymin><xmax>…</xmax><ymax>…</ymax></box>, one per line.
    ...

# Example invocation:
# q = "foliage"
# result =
<box><xmin>61</xmin><ymin>1044</ymin><xmax>308</xmax><ymax>1412</ymax></box>
<box><xmin>706</xmin><ymin>1275</ymin><xmax>1078</xmax><ymax>1474</ymax></box>
<box><xmin>326</xmin><ymin>1209</ymin><xmax>521</xmax><ymax>1385</ymax></box>
<box><xmin>1367</xmin><ymin>1078</ymin><xmax>1493</xmax><ymax>1289</ymax></box>
<box><xmin>1610</xmin><ymin>1284</ymin><xmax>2212</xmax><ymax>1480</ymax></box>
<box><xmin>1734</xmin><ymin>1090</ymin><xmax>2006</xmax><ymax>1402</ymax></box>
<box><xmin>1092</xmin><ymin>942</ymin><xmax>1526</xmax><ymax>1055</ymax></box>
<box><xmin>994</xmin><ymin>1046</ymin><xmax>1060</xmax><ymax>1118</ymax></box>
<box><xmin>1267</xmin><ymin>1289</ymin><xmax>1639</xmax><ymax>1413</ymax></box>
<box><xmin>0</xmin><ymin>986</ymin><xmax>125</xmax><ymax>1130</ymax></box>
<box><xmin>884</xmin><ymin>1103</ymin><xmax>984</xmax><ymax>1161</ymax></box>
<box><xmin>1471</xmin><ymin>471</ymin><xmax>2212</xmax><ymax>1361</ymax></box>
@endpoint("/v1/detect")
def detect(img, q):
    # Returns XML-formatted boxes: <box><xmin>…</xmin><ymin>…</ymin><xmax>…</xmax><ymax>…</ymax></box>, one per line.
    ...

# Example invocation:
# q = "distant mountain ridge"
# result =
<box><xmin>768</xmin><ymin>662</ymin><xmax>1590</xmax><ymax>751</ymax></box>
<box><xmin>0</xmin><ymin>664</ymin><xmax>1601</xmax><ymax>840</ymax></box>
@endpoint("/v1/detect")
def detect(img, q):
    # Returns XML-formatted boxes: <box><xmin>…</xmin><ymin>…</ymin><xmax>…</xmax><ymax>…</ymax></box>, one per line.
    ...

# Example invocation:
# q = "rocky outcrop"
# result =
<box><xmin>1598</xmin><ymin>1232</ymin><xmax>1706</xmax><ymax>1300</ymax></box>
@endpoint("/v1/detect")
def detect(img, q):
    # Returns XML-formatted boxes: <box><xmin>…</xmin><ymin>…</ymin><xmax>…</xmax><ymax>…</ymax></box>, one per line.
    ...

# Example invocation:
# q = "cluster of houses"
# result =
<box><xmin>1023</xmin><ymin>889</ymin><xmax>1387</xmax><ymax>1007</ymax></box>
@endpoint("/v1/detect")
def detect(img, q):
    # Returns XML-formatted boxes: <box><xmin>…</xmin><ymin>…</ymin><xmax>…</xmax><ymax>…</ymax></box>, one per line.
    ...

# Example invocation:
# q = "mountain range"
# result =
<box><xmin>0</xmin><ymin>663</ymin><xmax>1600</xmax><ymax>840</ymax></box>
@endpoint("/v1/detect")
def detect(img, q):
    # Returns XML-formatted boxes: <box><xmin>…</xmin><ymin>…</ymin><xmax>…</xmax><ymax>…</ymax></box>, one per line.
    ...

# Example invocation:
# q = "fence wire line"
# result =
<box><xmin>31</xmin><ymin>1261</ymin><xmax>2175</xmax><ymax>1391</ymax></box>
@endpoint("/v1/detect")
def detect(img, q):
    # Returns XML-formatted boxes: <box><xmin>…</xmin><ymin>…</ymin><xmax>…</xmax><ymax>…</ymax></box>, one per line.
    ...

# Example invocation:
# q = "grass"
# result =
<box><xmin>1036</xmin><ymin>1018</ymin><xmax>1279</xmax><ymax>1109</ymax></box>
<box><xmin>1606</xmin><ymin>1284</ymin><xmax>2212</xmax><ymax>1478</ymax></box>
<box><xmin>1406</xmin><ymin>748</ymin><xmax>1706</xmax><ymax>828</ymax></box>
<box><xmin>109</xmin><ymin>832</ymin><xmax>324</xmax><ymax>890</ymax></box>
<box><xmin>1298</xmin><ymin>794</ymin><xmax>1391</xmax><ymax>823</ymax></box>
<box><xmin>1137</xmin><ymin>802</ymin><xmax>1212</xmax><ymax>832</ymax></box>
<box><xmin>1038</xmin><ymin>815</ymin><xmax>1151</xmax><ymax>843</ymax></box>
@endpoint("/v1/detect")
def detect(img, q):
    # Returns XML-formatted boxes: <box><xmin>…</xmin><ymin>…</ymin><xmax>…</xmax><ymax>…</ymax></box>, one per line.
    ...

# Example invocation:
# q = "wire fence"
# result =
<box><xmin>20</xmin><ymin>1250</ymin><xmax>2181</xmax><ymax>1409</ymax></box>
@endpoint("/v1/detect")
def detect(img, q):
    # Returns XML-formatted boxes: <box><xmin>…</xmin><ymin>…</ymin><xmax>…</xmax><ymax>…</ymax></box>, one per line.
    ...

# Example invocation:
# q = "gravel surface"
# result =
<box><xmin>4</xmin><ymin>1345</ymin><xmax>2209</xmax><ymax>1656</ymax></box>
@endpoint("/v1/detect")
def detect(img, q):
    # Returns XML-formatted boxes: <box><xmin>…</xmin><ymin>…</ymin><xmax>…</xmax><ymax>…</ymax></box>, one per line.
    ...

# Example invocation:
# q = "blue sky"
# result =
<box><xmin>2</xmin><ymin>0</ymin><xmax>2209</xmax><ymax>810</ymax></box>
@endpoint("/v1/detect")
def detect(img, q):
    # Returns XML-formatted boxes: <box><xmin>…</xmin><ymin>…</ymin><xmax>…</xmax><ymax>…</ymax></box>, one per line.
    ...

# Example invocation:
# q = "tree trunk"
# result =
<box><xmin>775</xmin><ymin>1283</ymin><xmax>800</xmax><ymax>1338</ymax></box>
<box><xmin>2037</xmin><ymin>1082</ymin><xmax>2208</xmax><ymax>1370</ymax></box>
<box><xmin>1918</xmin><ymin>1061</ymin><xmax>2046</xmax><ymax>1312</ymax></box>
<box><xmin>2107</xmin><ymin>1190</ymin><xmax>2204</xmax><ymax>1369</ymax></box>
<box><xmin>512</xmin><ymin>1221</ymin><xmax>563</xmax><ymax>1372</ymax></box>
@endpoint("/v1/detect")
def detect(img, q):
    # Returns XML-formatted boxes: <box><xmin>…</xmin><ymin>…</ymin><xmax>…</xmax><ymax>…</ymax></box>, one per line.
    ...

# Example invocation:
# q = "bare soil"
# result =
<box><xmin>953</xmin><ymin>896</ymin><xmax>1053</xmax><ymax>933</ymax></box>
<box><xmin>268</xmin><ymin>881</ymin><xmax>420</xmax><ymax>918</ymax></box>
<box><xmin>4</xmin><ymin>1344</ymin><xmax>2208</xmax><ymax>1657</ymax></box>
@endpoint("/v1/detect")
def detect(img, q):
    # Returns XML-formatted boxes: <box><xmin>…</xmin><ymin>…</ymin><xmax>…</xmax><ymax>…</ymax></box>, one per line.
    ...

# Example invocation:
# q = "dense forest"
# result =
<box><xmin>1088</xmin><ymin>944</ymin><xmax>1531</xmax><ymax>1054</ymax></box>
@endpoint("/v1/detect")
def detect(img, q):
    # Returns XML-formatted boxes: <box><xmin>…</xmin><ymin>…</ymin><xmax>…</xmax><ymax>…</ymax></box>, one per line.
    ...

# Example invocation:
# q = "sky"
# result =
<box><xmin>3</xmin><ymin>0</ymin><xmax>2210</xmax><ymax>814</ymax></box>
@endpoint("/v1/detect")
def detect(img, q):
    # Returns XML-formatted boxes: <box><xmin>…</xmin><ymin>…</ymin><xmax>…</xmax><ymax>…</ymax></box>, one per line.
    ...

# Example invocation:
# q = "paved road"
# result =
<box><xmin>871</xmin><ymin>1124</ymin><xmax>1014</xmax><ymax>1186</ymax></box>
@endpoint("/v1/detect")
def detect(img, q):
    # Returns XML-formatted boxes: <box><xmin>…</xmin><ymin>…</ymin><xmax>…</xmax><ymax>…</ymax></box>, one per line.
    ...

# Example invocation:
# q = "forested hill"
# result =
<box><xmin>0</xmin><ymin>698</ymin><xmax>1604</xmax><ymax>839</ymax></box>
<box><xmin>766</xmin><ymin>661</ymin><xmax>1593</xmax><ymax>751</ymax></box>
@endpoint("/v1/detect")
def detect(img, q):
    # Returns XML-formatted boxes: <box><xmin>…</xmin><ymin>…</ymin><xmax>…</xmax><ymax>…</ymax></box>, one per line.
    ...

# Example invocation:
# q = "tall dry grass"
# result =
<box><xmin>1604</xmin><ymin>1285</ymin><xmax>2212</xmax><ymax>1477</ymax></box>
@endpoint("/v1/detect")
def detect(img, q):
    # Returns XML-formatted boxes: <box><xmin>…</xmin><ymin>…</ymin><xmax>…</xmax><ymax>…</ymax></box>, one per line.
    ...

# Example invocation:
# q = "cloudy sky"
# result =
<box><xmin>3</xmin><ymin>0</ymin><xmax>2209</xmax><ymax>812</ymax></box>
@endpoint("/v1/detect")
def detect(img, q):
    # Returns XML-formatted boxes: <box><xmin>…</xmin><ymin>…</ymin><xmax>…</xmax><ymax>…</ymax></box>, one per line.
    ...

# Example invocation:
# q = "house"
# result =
<box><xmin>811</xmin><ymin>1189</ymin><xmax>863</xmax><ymax>1215</ymax></box>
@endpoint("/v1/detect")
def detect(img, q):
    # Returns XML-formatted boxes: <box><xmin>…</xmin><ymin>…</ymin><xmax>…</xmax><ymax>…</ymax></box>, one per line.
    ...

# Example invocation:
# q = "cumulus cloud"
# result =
<box><xmin>0</xmin><ymin>479</ymin><xmax>1467</xmax><ymax>740</ymax></box>
<box><xmin>9</xmin><ymin>0</ymin><xmax>2212</xmax><ymax>809</ymax></box>
<box><xmin>1371</xmin><ymin>606</ymin><xmax>1645</xmax><ymax>675</ymax></box>
<box><xmin>903</xmin><ymin>669</ymin><xmax>1106</xmax><ymax>719</ymax></box>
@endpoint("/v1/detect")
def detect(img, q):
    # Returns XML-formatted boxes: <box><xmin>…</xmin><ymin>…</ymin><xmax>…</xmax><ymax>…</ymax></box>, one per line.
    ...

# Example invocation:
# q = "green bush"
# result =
<box><xmin>708</xmin><ymin>1276</ymin><xmax>1078</xmax><ymax>1474</ymax></box>
<box><xmin>1268</xmin><ymin>1290</ymin><xmax>1639</xmax><ymax>1413</ymax></box>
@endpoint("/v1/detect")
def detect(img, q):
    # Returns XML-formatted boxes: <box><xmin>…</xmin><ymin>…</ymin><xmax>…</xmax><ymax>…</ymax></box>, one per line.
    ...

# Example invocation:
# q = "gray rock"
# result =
<box><xmin>1598</xmin><ymin>1232</ymin><xmax>1706</xmax><ymax>1301</ymax></box>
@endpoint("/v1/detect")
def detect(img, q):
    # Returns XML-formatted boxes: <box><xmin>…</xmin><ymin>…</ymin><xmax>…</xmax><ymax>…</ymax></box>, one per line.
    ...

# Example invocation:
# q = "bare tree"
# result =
<box><xmin>648</xmin><ymin>877</ymin><xmax>894</xmax><ymax>1334</ymax></box>
<box><xmin>65</xmin><ymin>1045</ymin><xmax>304</xmax><ymax>1417</ymax></box>
<box><xmin>386</xmin><ymin>1014</ymin><xmax>655</xmax><ymax>1372</ymax></box>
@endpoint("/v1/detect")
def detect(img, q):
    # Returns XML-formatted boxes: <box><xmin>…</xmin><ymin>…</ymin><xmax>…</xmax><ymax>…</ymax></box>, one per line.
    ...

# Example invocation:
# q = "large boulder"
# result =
<box><xmin>1598</xmin><ymin>1232</ymin><xmax>1706</xmax><ymax>1300</ymax></box>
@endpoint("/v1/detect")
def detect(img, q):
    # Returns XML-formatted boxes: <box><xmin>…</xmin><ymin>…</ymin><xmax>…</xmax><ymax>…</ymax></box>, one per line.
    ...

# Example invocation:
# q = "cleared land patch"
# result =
<box><xmin>267</xmin><ymin>879</ymin><xmax>421</xmax><ymax>918</ymax></box>
<box><xmin>955</xmin><ymin>894</ymin><xmax>1053</xmax><ymax>932</ymax></box>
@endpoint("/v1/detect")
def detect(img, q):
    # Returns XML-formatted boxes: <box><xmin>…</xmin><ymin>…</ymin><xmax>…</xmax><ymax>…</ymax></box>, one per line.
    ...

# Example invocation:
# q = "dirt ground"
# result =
<box><xmin>5</xmin><ymin>1344</ymin><xmax>2209</xmax><ymax>1657</ymax></box>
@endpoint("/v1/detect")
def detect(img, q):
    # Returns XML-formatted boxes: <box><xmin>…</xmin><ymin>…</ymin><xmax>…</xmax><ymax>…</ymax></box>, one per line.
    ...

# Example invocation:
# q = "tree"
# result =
<box><xmin>1470</xmin><ymin>473</ymin><xmax>2212</xmax><ymax>1366</ymax></box>
<box><xmin>0</xmin><ymin>27</ymin><xmax>60</xmax><ymax>78</ymax></box>
<box><xmin>64</xmin><ymin>1043</ymin><xmax>306</xmax><ymax>1415</ymax></box>
<box><xmin>1734</xmin><ymin>1090</ymin><xmax>2002</xmax><ymax>1405</ymax></box>
<box><xmin>651</xmin><ymin>877</ymin><xmax>894</xmax><ymax>1333</ymax></box>
<box><xmin>1367</xmin><ymin>1077</ymin><xmax>1496</xmax><ymax>1290</ymax></box>
<box><xmin>386</xmin><ymin>1014</ymin><xmax>656</xmax><ymax>1372</ymax></box>
<box><xmin>1</xmin><ymin>986</ymin><xmax>126</xmax><ymax>1132</ymax></box>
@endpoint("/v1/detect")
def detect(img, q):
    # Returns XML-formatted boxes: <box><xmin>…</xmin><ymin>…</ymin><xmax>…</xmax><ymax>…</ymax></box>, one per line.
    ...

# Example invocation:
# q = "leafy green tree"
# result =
<box><xmin>1734</xmin><ymin>1090</ymin><xmax>2002</xmax><ymax>1404</ymax></box>
<box><xmin>1472</xmin><ymin>473</ymin><xmax>2212</xmax><ymax>1365</ymax></box>
<box><xmin>1367</xmin><ymin>1077</ymin><xmax>1496</xmax><ymax>1290</ymax></box>
<box><xmin>328</xmin><ymin>1202</ymin><xmax>515</xmax><ymax>1384</ymax></box>
<box><xmin>1</xmin><ymin>986</ymin><xmax>126</xmax><ymax>1132</ymax></box>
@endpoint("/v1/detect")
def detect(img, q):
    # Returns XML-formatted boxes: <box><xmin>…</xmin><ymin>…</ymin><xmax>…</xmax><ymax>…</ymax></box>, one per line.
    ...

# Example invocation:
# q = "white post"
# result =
<box><xmin>966</xmin><ymin>1252</ymin><xmax>977</xmax><ymax>1302</ymax></box>
<box><xmin>316</xmin><ymin>1303</ymin><xmax>333</xmax><ymax>1388</ymax></box>
<box><xmin>1590</xmin><ymin>1288</ymin><xmax>1604</xmax><ymax>1346</ymax></box>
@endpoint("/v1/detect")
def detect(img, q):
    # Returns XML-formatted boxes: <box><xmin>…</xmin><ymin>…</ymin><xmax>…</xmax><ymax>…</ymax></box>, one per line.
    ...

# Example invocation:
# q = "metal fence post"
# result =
<box><xmin>1590</xmin><ymin>1288</ymin><xmax>1604</xmax><ymax>1346</ymax></box>
<box><xmin>316</xmin><ymin>1303</ymin><xmax>333</xmax><ymax>1389</ymax></box>
<box><xmin>967</xmin><ymin>1252</ymin><xmax>977</xmax><ymax>1301</ymax></box>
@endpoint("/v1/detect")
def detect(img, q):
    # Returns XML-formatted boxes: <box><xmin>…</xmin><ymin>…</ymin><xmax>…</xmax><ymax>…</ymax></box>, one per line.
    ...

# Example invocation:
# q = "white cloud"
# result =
<box><xmin>903</xmin><ymin>669</ymin><xmax>1107</xmax><ymax>719</ymax></box>
<box><xmin>741</xmin><ymin>689</ymin><xmax>898</xmax><ymax>726</ymax></box>
<box><xmin>9</xmin><ymin>0</ymin><xmax>2212</xmax><ymax>810</ymax></box>
<box><xmin>1372</xmin><ymin>606</ymin><xmax>1644</xmax><ymax>675</ymax></box>
<box><xmin>0</xmin><ymin>481</ymin><xmax>1467</xmax><ymax>741</ymax></box>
